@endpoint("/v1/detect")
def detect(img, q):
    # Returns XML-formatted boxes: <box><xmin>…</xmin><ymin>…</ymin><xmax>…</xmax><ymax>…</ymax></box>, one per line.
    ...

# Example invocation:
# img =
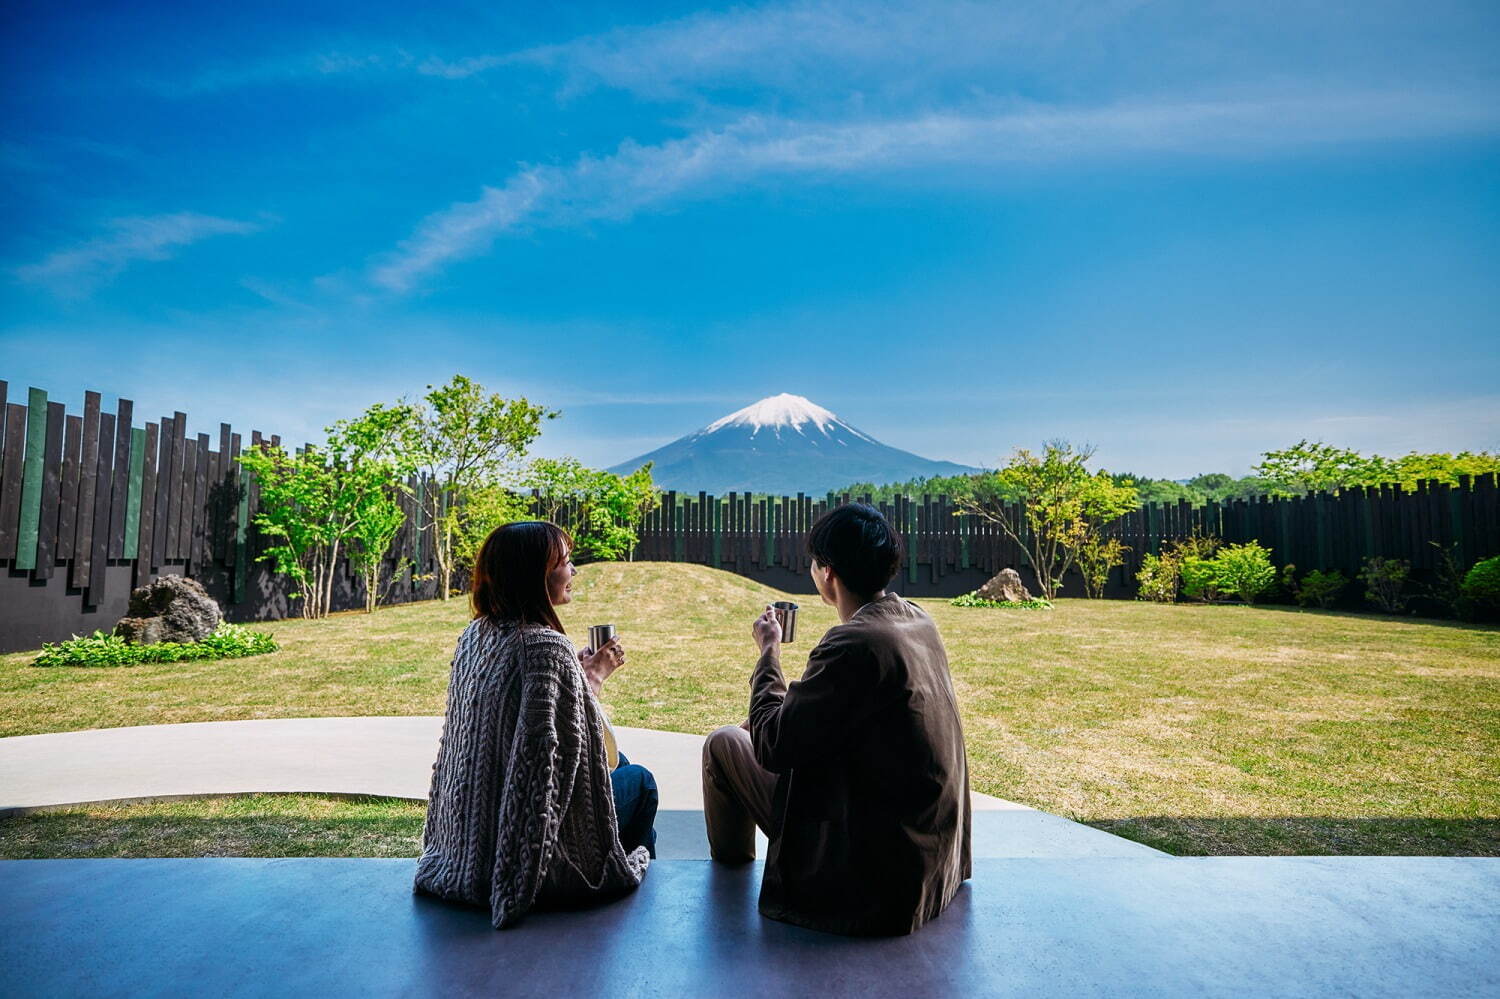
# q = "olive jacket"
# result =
<box><xmin>748</xmin><ymin>592</ymin><xmax>972</xmax><ymax>936</ymax></box>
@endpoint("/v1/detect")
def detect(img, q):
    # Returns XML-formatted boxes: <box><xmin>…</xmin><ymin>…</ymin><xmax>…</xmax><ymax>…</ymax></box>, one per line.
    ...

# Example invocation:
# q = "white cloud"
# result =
<box><xmin>371</xmin><ymin>88</ymin><xmax>1500</xmax><ymax>291</ymax></box>
<box><xmin>15</xmin><ymin>213</ymin><xmax>265</xmax><ymax>296</ymax></box>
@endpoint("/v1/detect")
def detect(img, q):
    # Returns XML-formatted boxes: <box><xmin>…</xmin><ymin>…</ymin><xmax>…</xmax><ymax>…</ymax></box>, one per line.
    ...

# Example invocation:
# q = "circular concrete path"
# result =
<box><xmin>0</xmin><ymin>717</ymin><xmax>1163</xmax><ymax>858</ymax></box>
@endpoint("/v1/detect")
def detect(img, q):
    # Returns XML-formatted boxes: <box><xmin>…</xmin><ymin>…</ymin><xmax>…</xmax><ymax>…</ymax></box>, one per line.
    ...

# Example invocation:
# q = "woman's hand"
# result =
<box><xmin>580</xmin><ymin>637</ymin><xmax>625</xmax><ymax>696</ymax></box>
<box><xmin>752</xmin><ymin>605</ymin><xmax>783</xmax><ymax>653</ymax></box>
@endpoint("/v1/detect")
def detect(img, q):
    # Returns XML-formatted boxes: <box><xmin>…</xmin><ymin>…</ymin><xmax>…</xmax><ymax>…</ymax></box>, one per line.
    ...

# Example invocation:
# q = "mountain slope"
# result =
<box><xmin>607</xmin><ymin>393</ymin><xmax>980</xmax><ymax>494</ymax></box>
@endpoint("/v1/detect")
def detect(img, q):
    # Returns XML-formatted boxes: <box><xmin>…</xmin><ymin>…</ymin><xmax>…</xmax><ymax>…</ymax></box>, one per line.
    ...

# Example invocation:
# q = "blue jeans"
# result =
<box><xmin>611</xmin><ymin>752</ymin><xmax>658</xmax><ymax>858</ymax></box>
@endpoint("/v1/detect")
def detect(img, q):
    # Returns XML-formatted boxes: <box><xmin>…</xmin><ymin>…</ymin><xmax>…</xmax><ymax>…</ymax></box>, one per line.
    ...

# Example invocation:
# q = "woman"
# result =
<box><xmin>414</xmin><ymin>521</ymin><xmax>654</xmax><ymax>929</ymax></box>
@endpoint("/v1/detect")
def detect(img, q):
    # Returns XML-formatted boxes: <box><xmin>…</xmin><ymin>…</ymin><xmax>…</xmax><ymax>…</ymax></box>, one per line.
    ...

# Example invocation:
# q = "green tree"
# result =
<box><xmin>524</xmin><ymin>457</ymin><xmax>596</xmax><ymax>523</ymax></box>
<box><xmin>1254</xmin><ymin>440</ymin><xmax>1374</xmax><ymax>495</ymax></box>
<box><xmin>1254</xmin><ymin>441</ymin><xmax>1500</xmax><ymax>495</ymax></box>
<box><xmin>327</xmin><ymin>403</ymin><xmax>421</xmax><ymax>613</ymax></box>
<box><xmin>449</xmin><ymin>484</ymin><xmax>531</xmax><ymax>580</ymax></box>
<box><xmin>399</xmin><ymin>375</ymin><xmax>557</xmax><ymax>599</ymax></box>
<box><xmin>951</xmin><ymin>441</ymin><xmax>1139</xmax><ymax>600</ymax></box>
<box><xmin>524</xmin><ymin>459</ymin><xmax>660</xmax><ymax>561</ymax></box>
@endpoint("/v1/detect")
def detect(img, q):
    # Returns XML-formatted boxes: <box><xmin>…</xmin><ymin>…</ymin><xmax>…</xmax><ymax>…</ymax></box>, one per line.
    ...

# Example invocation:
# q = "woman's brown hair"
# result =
<box><xmin>470</xmin><ymin>521</ymin><xmax>572</xmax><ymax>633</ymax></box>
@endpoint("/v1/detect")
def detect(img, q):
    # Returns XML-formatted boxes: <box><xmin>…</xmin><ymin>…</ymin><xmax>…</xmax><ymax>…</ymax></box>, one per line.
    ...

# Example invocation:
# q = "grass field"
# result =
<box><xmin>2</xmin><ymin>561</ymin><xmax>1497</xmax><ymax>857</ymax></box>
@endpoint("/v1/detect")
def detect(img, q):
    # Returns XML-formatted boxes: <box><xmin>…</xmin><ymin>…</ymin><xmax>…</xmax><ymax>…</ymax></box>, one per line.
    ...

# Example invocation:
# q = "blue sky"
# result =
<box><xmin>3</xmin><ymin>0</ymin><xmax>1498</xmax><ymax>477</ymax></box>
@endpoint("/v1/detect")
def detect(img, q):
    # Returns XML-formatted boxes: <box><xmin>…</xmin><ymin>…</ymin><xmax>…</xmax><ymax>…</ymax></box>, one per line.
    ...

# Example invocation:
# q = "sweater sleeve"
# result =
<box><xmin>488</xmin><ymin>640</ymin><xmax>576</xmax><ymax>929</ymax></box>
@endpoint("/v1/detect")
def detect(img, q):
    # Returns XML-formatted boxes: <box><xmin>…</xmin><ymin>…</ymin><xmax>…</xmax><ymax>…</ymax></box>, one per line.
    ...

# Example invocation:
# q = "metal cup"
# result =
<box><xmin>588</xmin><ymin>624</ymin><xmax>617</xmax><ymax>653</ymax></box>
<box><xmin>771</xmin><ymin>601</ymin><xmax>798</xmax><ymax>643</ymax></box>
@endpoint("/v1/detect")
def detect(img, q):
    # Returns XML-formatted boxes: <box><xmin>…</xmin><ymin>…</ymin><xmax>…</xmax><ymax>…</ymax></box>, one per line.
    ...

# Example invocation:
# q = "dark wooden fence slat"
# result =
<box><xmin>190</xmin><ymin>434</ymin><xmax>209</xmax><ymax>570</ymax></box>
<box><xmin>33</xmin><ymin>400</ymin><xmax>66</xmax><ymax>578</ymax></box>
<box><xmin>86</xmin><ymin>411</ymin><xmax>115</xmax><ymax>603</ymax></box>
<box><xmin>13</xmin><ymin>388</ymin><xmax>49</xmax><ymax>571</ymax></box>
<box><xmin>0</xmin><ymin>403</ymin><xmax>27</xmax><ymax>561</ymax></box>
<box><xmin>137</xmin><ymin>422</ymin><xmax>159</xmax><ymax>577</ymax></box>
<box><xmin>57</xmin><ymin>414</ymin><xmax>82</xmax><ymax>562</ymax></box>
<box><xmin>122</xmin><ymin>427</ymin><xmax>146</xmax><ymax>561</ymax></box>
<box><xmin>152</xmin><ymin>417</ymin><xmax>173</xmax><ymax>569</ymax></box>
<box><xmin>107</xmin><ymin>398</ymin><xmax>133</xmax><ymax>559</ymax></box>
<box><xmin>71</xmin><ymin>393</ymin><xmax>102</xmax><ymax>588</ymax></box>
<box><xmin>166</xmin><ymin>412</ymin><xmax>186</xmax><ymax>560</ymax></box>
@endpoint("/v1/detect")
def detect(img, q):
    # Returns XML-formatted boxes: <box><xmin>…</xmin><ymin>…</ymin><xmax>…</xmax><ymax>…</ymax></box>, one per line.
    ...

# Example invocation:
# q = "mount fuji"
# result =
<box><xmin>606</xmin><ymin>394</ymin><xmax>982</xmax><ymax>495</ymax></box>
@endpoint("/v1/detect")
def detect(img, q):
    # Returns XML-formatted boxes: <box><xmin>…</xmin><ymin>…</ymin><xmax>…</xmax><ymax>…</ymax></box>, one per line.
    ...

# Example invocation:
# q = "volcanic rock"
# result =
<box><xmin>976</xmin><ymin>568</ymin><xmax>1032</xmax><ymax>603</ymax></box>
<box><xmin>114</xmin><ymin>575</ymin><xmax>222</xmax><ymax>644</ymax></box>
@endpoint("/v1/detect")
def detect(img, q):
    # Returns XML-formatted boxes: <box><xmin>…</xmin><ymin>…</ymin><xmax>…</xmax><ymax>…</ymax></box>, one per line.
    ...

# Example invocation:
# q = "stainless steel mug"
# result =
<box><xmin>588</xmin><ymin>624</ymin><xmax>617</xmax><ymax>653</ymax></box>
<box><xmin>771</xmin><ymin>601</ymin><xmax>798</xmax><ymax>642</ymax></box>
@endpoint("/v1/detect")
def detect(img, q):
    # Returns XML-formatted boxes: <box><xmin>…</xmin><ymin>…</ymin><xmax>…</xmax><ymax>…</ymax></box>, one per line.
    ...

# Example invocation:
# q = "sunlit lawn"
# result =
<box><xmin>2</xmin><ymin>561</ymin><xmax>1497</xmax><ymax>857</ymax></box>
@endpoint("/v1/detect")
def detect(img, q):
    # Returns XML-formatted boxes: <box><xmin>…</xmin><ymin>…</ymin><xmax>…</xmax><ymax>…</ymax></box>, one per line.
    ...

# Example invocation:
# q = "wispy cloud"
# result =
<box><xmin>371</xmin><ymin>88</ymin><xmax>1500</xmax><ymax>292</ymax></box>
<box><xmin>16</xmin><ymin>213</ymin><xmax>266</xmax><ymax>296</ymax></box>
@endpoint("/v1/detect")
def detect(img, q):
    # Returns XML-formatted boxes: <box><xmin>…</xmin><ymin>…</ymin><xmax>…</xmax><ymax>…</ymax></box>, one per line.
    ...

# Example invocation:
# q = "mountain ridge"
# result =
<box><xmin>606</xmin><ymin>393</ymin><xmax>981</xmax><ymax>494</ymax></box>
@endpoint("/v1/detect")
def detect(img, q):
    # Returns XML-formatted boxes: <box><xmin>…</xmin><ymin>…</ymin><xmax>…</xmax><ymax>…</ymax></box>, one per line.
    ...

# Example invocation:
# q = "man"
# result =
<box><xmin>701</xmin><ymin>502</ymin><xmax>972</xmax><ymax>936</ymax></box>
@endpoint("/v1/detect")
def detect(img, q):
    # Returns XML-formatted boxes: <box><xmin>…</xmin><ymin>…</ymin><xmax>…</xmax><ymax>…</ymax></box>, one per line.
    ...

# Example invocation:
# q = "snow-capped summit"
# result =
<box><xmin>705</xmin><ymin>393</ymin><xmax>867</xmax><ymax>439</ymax></box>
<box><xmin>607</xmin><ymin>393</ymin><xmax>980</xmax><ymax>494</ymax></box>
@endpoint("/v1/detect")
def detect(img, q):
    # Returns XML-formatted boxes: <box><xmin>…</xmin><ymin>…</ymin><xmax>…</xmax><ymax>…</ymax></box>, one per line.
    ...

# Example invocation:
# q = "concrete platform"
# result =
<box><xmin>0</xmin><ymin>717</ymin><xmax>1162</xmax><ymax>858</ymax></box>
<box><xmin>3</xmin><ymin>856</ymin><xmax>1496</xmax><ymax>997</ymax></box>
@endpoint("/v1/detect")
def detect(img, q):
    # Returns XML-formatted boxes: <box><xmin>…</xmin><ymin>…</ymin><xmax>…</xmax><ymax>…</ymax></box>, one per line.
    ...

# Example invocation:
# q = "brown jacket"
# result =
<box><xmin>749</xmin><ymin>592</ymin><xmax>971</xmax><ymax>935</ymax></box>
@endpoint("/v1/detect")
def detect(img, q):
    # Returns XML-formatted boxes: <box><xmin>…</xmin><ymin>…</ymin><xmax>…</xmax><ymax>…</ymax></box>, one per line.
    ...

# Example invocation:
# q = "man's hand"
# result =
<box><xmin>579</xmin><ymin>637</ymin><xmax>625</xmax><ymax>696</ymax></box>
<box><xmin>752</xmin><ymin>605</ymin><xmax>783</xmax><ymax>654</ymax></box>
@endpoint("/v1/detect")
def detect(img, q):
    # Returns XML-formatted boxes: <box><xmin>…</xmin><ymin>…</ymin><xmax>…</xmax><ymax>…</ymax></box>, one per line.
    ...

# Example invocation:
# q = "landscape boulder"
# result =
<box><xmin>976</xmin><ymin>567</ymin><xmax>1033</xmax><ymax>603</ymax></box>
<box><xmin>113</xmin><ymin>575</ymin><xmax>223</xmax><ymax>645</ymax></box>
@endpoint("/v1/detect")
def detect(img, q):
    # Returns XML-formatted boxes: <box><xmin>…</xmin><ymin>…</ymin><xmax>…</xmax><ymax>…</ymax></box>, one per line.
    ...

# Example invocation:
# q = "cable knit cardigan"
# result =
<box><xmin>413</xmin><ymin>617</ymin><xmax>650</xmax><ymax>928</ymax></box>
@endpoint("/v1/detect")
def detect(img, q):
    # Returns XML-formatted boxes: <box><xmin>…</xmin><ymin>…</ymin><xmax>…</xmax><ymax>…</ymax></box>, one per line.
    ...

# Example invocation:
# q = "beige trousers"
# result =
<box><xmin>701</xmin><ymin>725</ymin><xmax>777</xmax><ymax>863</ymax></box>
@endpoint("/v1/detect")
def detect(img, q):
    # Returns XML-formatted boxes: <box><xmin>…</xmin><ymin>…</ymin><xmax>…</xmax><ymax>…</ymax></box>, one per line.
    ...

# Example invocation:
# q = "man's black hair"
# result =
<box><xmin>806</xmin><ymin>502</ymin><xmax>903</xmax><ymax>599</ymax></box>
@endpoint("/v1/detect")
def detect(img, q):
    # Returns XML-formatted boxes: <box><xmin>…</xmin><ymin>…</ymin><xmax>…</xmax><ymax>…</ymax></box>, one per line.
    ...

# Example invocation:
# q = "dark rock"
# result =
<box><xmin>113</xmin><ymin>575</ymin><xmax>222</xmax><ymax>644</ymax></box>
<box><xmin>976</xmin><ymin>568</ymin><xmax>1032</xmax><ymax>603</ymax></box>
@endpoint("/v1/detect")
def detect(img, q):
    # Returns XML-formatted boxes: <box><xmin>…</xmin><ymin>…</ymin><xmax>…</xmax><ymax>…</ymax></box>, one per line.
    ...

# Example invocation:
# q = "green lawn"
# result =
<box><xmin>2</xmin><ymin>561</ymin><xmax>1497</xmax><ymax>857</ymax></box>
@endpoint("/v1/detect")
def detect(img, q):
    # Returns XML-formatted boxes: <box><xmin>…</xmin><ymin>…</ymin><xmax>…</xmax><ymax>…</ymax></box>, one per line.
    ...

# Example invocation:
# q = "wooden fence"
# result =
<box><xmin>0</xmin><ymin>381</ymin><xmax>446</xmax><ymax>652</ymax></box>
<box><xmin>626</xmin><ymin>475</ymin><xmax>1499</xmax><ymax>592</ymax></box>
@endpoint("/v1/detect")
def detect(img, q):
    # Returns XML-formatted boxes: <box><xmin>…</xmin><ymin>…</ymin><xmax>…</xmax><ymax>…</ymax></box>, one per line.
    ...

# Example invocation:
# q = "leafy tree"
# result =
<box><xmin>524</xmin><ymin>459</ymin><xmax>660</xmax><ymax>561</ymax></box>
<box><xmin>1075</xmin><ymin>534</ymin><xmax>1129</xmax><ymax>598</ymax></box>
<box><xmin>1254</xmin><ymin>441</ymin><xmax>1373</xmax><ymax>495</ymax></box>
<box><xmin>950</xmin><ymin>441</ymin><xmax>1138</xmax><ymax>600</ymax></box>
<box><xmin>449</xmin><ymin>484</ymin><xmax>531</xmax><ymax>579</ymax></box>
<box><xmin>327</xmin><ymin>404</ymin><xmax>420</xmax><ymax>614</ymax></box>
<box><xmin>237</xmin><ymin>442</ymin><xmax>400</xmax><ymax>619</ymax></box>
<box><xmin>398</xmin><ymin>375</ymin><xmax>557</xmax><ymax>599</ymax></box>
<box><xmin>1255</xmin><ymin>441</ymin><xmax>1500</xmax><ymax>495</ymax></box>
<box><xmin>524</xmin><ymin>457</ymin><xmax>596</xmax><ymax>523</ymax></box>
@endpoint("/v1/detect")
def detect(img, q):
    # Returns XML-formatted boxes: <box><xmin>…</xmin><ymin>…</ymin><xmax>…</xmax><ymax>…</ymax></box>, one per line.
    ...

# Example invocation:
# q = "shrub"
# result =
<box><xmin>1282</xmin><ymin>564</ymin><xmax>1347</xmax><ymax>609</ymax></box>
<box><xmin>1359</xmin><ymin>557</ymin><xmax>1410</xmax><ymax>613</ymax></box>
<box><xmin>1212</xmin><ymin>541</ymin><xmax>1277</xmax><ymax>604</ymax></box>
<box><xmin>34</xmin><ymin>623</ymin><xmax>278</xmax><ymax>668</ymax></box>
<box><xmin>1460</xmin><ymin>556</ymin><xmax>1500</xmax><ymax>620</ymax></box>
<box><xmin>1136</xmin><ymin>552</ymin><xmax>1180</xmax><ymax>603</ymax></box>
<box><xmin>1179</xmin><ymin>556</ymin><xmax>1223</xmax><ymax>602</ymax></box>
<box><xmin>950</xmin><ymin>592</ymin><xmax>1053</xmax><ymax>610</ymax></box>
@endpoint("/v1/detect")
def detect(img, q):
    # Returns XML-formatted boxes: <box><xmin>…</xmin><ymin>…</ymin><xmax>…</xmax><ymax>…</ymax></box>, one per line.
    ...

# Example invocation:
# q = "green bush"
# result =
<box><xmin>1136</xmin><ymin>552</ymin><xmax>1180</xmax><ymax>603</ymax></box>
<box><xmin>1179</xmin><ymin>556</ymin><xmax>1222</xmax><ymax>602</ymax></box>
<box><xmin>1460</xmin><ymin>556</ymin><xmax>1500</xmax><ymax>620</ymax></box>
<box><xmin>1282</xmin><ymin>564</ymin><xmax>1347</xmax><ymax>609</ymax></box>
<box><xmin>34</xmin><ymin>623</ymin><xmax>278</xmax><ymax>668</ymax></box>
<box><xmin>1359</xmin><ymin>557</ymin><xmax>1410</xmax><ymax>613</ymax></box>
<box><xmin>950</xmin><ymin>592</ymin><xmax>1053</xmax><ymax>610</ymax></box>
<box><xmin>1211</xmin><ymin>542</ymin><xmax>1277</xmax><ymax>604</ymax></box>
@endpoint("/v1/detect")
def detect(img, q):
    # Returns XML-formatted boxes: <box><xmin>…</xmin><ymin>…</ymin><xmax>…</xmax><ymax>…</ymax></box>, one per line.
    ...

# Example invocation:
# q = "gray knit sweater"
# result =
<box><xmin>413</xmin><ymin>617</ymin><xmax>650</xmax><ymax>928</ymax></box>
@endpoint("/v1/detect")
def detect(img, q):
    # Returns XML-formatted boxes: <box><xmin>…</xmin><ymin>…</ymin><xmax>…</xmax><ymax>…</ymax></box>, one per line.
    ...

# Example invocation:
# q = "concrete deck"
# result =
<box><xmin>3</xmin><ymin>856</ymin><xmax>1496</xmax><ymax>997</ymax></box>
<box><xmin>0</xmin><ymin>716</ymin><xmax>1163</xmax><ymax>858</ymax></box>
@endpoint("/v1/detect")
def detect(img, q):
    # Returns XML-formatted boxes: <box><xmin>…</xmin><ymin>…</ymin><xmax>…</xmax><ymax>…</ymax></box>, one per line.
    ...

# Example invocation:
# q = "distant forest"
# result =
<box><xmin>838</xmin><ymin>441</ymin><xmax>1500</xmax><ymax>508</ymax></box>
